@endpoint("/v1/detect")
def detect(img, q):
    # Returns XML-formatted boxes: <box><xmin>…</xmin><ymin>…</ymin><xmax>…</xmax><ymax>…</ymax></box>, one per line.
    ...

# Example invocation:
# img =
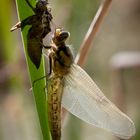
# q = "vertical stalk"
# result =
<box><xmin>75</xmin><ymin>0</ymin><xmax>112</xmax><ymax>66</ymax></box>
<box><xmin>14</xmin><ymin>0</ymin><xmax>50</xmax><ymax>140</ymax></box>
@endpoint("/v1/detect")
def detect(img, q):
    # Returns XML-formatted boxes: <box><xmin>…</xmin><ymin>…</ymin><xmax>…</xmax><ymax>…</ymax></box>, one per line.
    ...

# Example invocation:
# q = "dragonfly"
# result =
<box><xmin>44</xmin><ymin>28</ymin><xmax>135</xmax><ymax>140</ymax></box>
<box><xmin>11</xmin><ymin>0</ymin><xmax>52</xmax><ymax>69</ymax></box>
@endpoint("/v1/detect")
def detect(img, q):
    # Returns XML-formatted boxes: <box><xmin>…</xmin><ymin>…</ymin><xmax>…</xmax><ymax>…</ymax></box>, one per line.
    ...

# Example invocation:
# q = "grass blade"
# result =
<box><xmin>15</xmin><ymin>0</ymin><xmax>50</xmax><ymax>139</ymax></box>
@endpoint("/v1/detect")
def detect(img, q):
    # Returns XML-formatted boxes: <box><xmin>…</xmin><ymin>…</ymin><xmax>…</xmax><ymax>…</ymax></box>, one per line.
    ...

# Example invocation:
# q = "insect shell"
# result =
<box><xmin>11</xmin><ymin>0</ymin><xmax>52</xmax><ymax>69</ymax></box>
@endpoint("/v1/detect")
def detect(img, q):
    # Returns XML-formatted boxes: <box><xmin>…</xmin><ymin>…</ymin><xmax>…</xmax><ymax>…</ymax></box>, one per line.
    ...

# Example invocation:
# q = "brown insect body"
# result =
<box><xmin>47</xmin><ymin>29</ymin><xmax>73</xmax><ymax>140</ymax></box>
<box><xmin>11</xmin><ymin>0</ymin><xmax>52</xmax><ymax>69</ymax></box>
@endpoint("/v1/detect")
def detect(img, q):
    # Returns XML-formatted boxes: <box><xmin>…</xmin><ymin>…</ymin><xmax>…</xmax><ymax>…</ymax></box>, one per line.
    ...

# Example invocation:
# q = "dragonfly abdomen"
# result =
<box><xmin>47</xmin><ymin>76</ymin><xmax>64</xmax><ymax>140</ymax></box>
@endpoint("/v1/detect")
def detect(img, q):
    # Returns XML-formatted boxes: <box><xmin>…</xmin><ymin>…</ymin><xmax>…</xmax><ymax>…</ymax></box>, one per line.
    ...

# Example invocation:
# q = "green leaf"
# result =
<box><xmin>15</xmin><ymin>0</ymin><xmax>50</xmax><ymax>140</ymax></box>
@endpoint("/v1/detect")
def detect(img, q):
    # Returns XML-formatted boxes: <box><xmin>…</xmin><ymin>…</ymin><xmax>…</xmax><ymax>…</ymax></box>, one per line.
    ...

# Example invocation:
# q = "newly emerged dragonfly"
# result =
<box><xmin>45</xmin><ymin>28</ymin><xmax>135</xmax><ymax>140</ymax></box>
<box><xmin>11</xmin><ymin>0</ymin><xmax>52</xmax><ymax>69</ymax></box>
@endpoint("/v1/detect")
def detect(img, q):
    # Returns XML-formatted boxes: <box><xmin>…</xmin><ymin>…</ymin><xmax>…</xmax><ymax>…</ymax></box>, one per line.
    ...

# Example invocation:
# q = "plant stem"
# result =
<box><xmin>75</xmin><ymin>0</ymin><xmax>112</xmax><ymax>66</ymax></box>
<box><xmin>15</xmin><ymin>0</ymin><xmax>50</xmax><ymax>140</ymax></box>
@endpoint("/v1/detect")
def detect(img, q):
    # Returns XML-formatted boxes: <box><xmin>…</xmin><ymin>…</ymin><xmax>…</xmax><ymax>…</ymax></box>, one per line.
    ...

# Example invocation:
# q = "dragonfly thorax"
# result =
<box><xmin>52</xmin><ymin>45</ymin><xmax>73</xmax><ymax>76</ymax></box>
<box><xmin>50</xmin><ymin>29</ymin><xmax>74</xmax><ymax>76</ymax></box>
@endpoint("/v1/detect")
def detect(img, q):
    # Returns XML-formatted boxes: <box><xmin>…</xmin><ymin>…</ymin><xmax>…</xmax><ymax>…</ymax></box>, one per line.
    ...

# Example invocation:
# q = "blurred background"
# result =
<box><xmin>0</xmin><ymin>0</ymin><xmax>140</xmax><ymax>140</ymax></box>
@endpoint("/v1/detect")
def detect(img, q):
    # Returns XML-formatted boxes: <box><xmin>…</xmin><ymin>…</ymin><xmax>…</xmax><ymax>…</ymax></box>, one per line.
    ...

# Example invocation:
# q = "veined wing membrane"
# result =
<box><xmin>62</xmin><ymin>64</ymin><xmax>135</xmax><ymax>139</ymax></box>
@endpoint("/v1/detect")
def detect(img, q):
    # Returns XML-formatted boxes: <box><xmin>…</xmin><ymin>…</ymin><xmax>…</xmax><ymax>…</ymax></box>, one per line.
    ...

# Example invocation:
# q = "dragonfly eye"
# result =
<box><xmin>59</xmin><ymin>31</ymin><xmax>70</xmax><ymax>40</ymax></box>
<box><xmin>52</xmin><ymin>28</ymin><xmax>70</xmax><ymax>45</ymax></box>
<box><xmin>53</xmin><ymin>32</ymin><xmax>69</xmax><ymax>44</ymax></box>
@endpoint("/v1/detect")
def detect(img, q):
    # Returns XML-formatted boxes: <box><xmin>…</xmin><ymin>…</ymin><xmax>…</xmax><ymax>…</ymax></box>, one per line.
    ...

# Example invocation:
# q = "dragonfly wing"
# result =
<box><xmin>62</xmin><ymin>64</ymin><xmax>135</xmax><ymax>139</ymax></box>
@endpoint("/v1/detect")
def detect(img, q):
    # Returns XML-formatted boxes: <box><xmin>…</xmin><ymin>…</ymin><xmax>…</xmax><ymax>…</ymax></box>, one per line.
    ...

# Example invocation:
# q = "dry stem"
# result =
<box><xmin>75</xmin><ymin>0</ymin><xmax>112</xmax><ymax>66</ymax></box>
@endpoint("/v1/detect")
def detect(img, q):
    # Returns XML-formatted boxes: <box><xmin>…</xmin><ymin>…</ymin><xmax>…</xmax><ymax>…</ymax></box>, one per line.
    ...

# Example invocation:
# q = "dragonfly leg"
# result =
<box><xmin>10</xmin><ymin>15</ymin><xmax>36</xmax><ymax>32</ymax></box>
<box><xmin>43</xmin><ymin>45</ymin><xmax>51</xmax><ymax>49</ymax></box>
<box><xmin>48</xmin><ymin>53</ymin><xmax>52</xmax><ymax>75</ymax></box>
<box><xmin>32</xmin><ymin>55</ymin><xmax>52</xmax><ymax>87</ymax></box>
<box><xmin>10</xmin><ymin>22</ymin><xmax>21</xmax><ymax>32</ymax></box>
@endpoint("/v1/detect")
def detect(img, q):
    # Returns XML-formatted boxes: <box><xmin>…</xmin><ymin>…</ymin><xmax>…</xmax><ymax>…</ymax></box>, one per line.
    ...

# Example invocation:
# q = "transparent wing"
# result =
<box><xmin>62</xmin><ymin>64</ymin><xmax>135</xmax><ymax>139</ymax></box>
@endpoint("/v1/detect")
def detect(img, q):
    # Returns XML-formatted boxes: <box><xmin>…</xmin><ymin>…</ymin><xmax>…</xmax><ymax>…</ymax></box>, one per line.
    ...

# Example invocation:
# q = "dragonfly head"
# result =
<box><xmin>36</xmin><ymin>0</ymin><xmax>48</xmax><ymax>11</ymax></box>
<box><xmin>52</xmin><ymin>28</ymin><xmax>70</xmax><ymax>45</ymax></box>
